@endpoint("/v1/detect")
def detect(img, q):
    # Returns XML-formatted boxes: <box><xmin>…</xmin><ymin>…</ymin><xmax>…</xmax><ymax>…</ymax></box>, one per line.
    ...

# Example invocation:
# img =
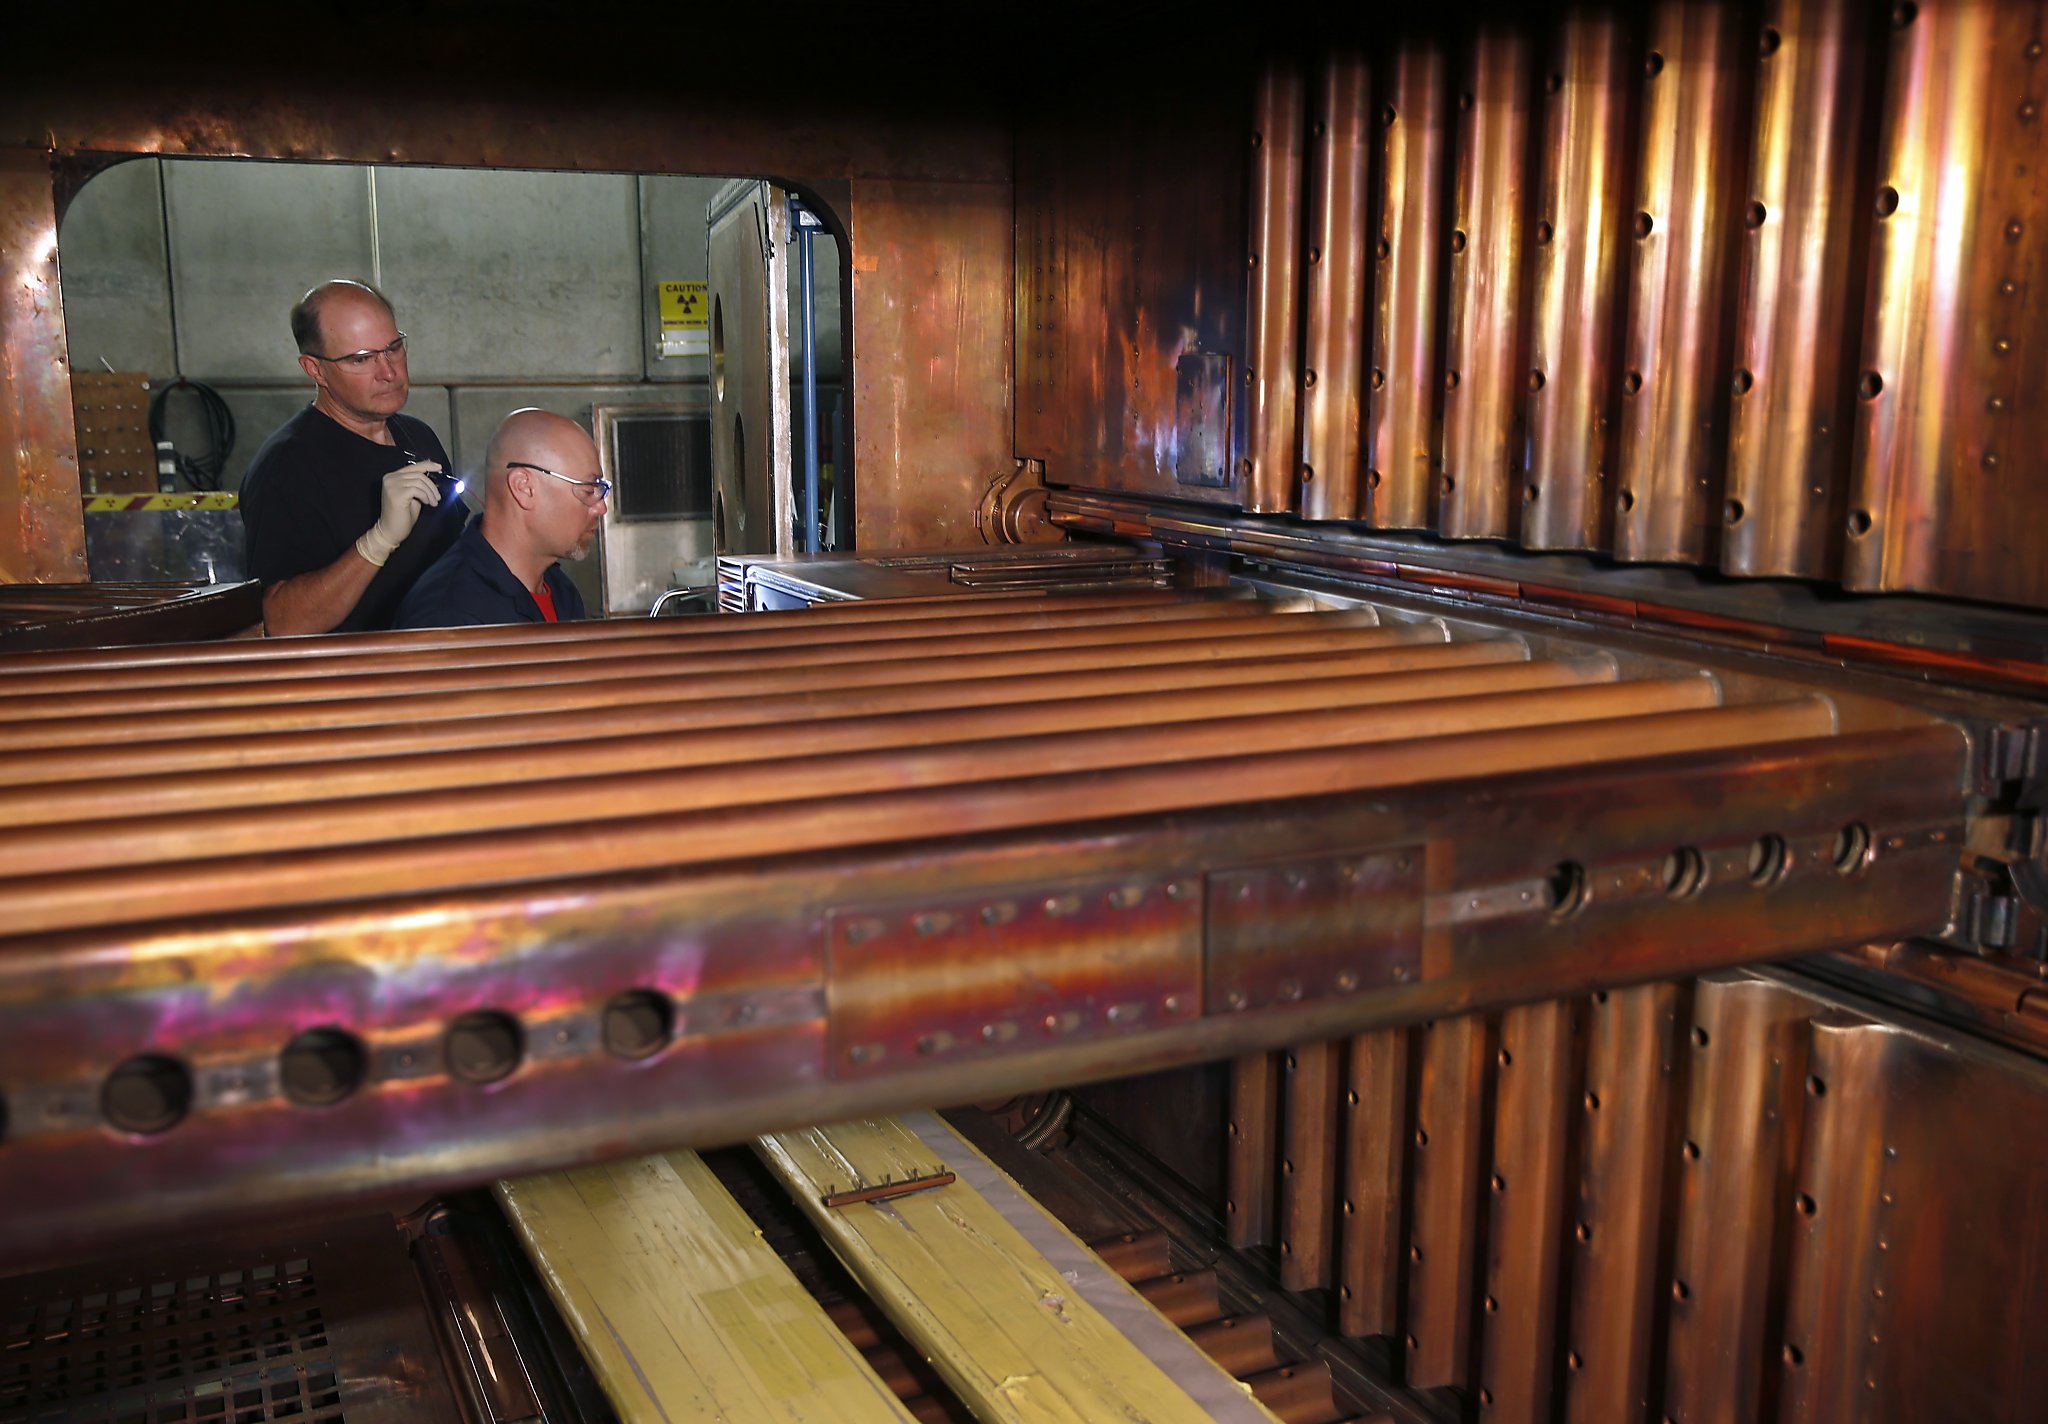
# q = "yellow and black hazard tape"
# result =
<box><xmin>84</xmin><ymin>493</ymin><xmax>238</xmax><ymax>512</ymax></box>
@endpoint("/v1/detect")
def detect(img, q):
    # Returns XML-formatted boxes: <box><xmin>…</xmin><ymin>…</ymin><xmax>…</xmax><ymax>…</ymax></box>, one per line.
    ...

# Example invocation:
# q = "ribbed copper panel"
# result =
<box><xmin>1246</xmin><ymin>60</ymin><xmax>1308</xmax><ymax>514</ymax></box>
<box><xmin>1846</xmin><ymin>0</ymin><xmax>2048</xmax><ymax>605</ymax></box>
<box><xmin>1368</xmin><ymin>42</ymin><xmax>1451</xmax><ymax>530</ymax></box>
<box><xmin>1405</xmin><ymin>1014</ymin><xmax>1489</xmax><ymax>1390</ymax></box>
<box><xmin>1300</xmin><ymin>52</ymin><xmax>1373</xmax><ymax>522</ymax></box>
<box><xmin>1278</xmin><ymin>1040</ymin><xmax>1341</xmax><ymax>1291</ymax></box>
<box><xmin>1442</xmin><ymin>31</ymin><xmax>1534</xmax><ymax>541</ymax></box>
<box><xmin>1338</xmin><ymin>1028</ymin><xmax>1409</xmax><ymax>1338</ymax></box>
<box><xmin>1523</xmin><ymin>14</ymin><xmax>1636</xmax><ymax>551</ymax></box>
<box><xmin>1615</xmin><ymin>1</ymin><xmax>1752</xmax><ymax>565</ymax></box>
<box><xmin>1723</xmin><ymin>0</ymin><xmax>1877</xmax><ymax>580</ymax></box>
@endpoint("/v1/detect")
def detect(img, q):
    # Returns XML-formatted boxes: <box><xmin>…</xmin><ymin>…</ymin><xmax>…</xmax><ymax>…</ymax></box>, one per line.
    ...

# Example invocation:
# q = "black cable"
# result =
<box><xmin>147</xmin><ymin>377</ymin><xmax>237</xmax><ymax>492</ymax></box>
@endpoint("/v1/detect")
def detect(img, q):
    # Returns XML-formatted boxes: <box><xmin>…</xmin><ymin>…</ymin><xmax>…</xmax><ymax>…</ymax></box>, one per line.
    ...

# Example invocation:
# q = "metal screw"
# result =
<box><xmin>1226</xmin><ymin>989</ymin><xmax>1247</xmax><ymax>1010</ymax></box>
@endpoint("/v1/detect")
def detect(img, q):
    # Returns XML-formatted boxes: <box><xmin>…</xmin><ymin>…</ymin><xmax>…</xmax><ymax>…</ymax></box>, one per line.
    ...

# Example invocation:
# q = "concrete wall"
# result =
<box><xmin>58</xmin><ymin>156</ymin><xmax>844</xmax><ymax>601</ymax></box>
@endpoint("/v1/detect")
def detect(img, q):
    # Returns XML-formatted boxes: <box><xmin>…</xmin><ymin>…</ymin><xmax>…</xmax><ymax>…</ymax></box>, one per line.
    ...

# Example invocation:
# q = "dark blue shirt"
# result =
<box><xmin>393</xmin><ymin>516</ymin><xmax>589</xmax><ymax>629</ymax></box>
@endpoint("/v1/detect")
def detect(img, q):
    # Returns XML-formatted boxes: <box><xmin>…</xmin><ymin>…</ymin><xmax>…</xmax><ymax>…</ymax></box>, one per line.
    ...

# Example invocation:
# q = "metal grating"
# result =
<box><xmin>2</xmin><ymin>1258</ymin><xmax>342</xmax><ymax>1424</ymax></box>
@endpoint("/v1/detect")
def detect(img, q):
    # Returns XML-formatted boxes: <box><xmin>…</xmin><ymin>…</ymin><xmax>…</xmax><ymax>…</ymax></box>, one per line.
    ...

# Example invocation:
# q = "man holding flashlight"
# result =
<box><xmin>239</xmin><ymin>279</ymin><xmax>462</xmax><ymax>634</ymax></box>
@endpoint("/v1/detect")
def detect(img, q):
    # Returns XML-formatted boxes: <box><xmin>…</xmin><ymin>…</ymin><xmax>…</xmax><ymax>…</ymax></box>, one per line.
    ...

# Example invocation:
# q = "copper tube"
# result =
<box><xmin>1337</xmin><ymin>1028</ymin><xmax>1408</xmax><ymax>1337</ymax></box>
<box><xmin>1845</xmin><ymin>0</ymin><xmax>2048</xmax><ymax>605</ymax></box>
<box><xmin>1405</xmin><ymin>1013</ymin><xmax>1489</xmax><ymax>1390</ymax></box>
<box><xmin>1560</xmin><ymin>984</ymin><xmax>1683</xmax><ymax>1423</ymax></box>
<box><xmin>1368</xmin><ymin>41</ymin><xmax>1452</xmax><ymax>530</ymax></box>
<box><xmin>0</xmin><ymin>589</ymin><xmax>1209</xmax><ymax>677</ymax></box>
<box><xmin>1227</xmin><ymin>1052</ymin><xmax>1282</xmax><ymax>1249</ymax></box>
<box><xmin>1278</xmin><ymin>1039</ymin><xmax>1340</xmax><ymax>1291</ymax></box>
<box><xmin>0</xmin><ymin>609</ymin><xmax>1382</xmax><ymax>724</ymax></box>
<box><xmin>0</xmin><ymin>643</ymin><xmax>1557</xmax><ymax>790</ymax></box>
<box><xmin>0</xmin><ymin>680</ymin><xmax>1727</xmax><ymax>878</ymax></box>
<box><xmin>1476</xmin><ymin>999</ymin><xmax>1578</xmax><ymax>1424</ymax></box>
<box><xmin>0</xmin><ymin>697</ymin><xmax>1840</xmax><ymax>966</ymax></box>
<box><xmin>0</xmin><ymin>623</ymin><xmax>1458</xmax><ymax>753</ymax></box>
<box><xmin>1614</xmin><ymin>0</ymin><xmax>1753</xmax><ymax>565</ymax></box>
<box><xmin>1441</xmin><ymin>30</ymin><xmax>1533</xmax><ymax>541</ymax></box>
<box><xmin>1088</xmin><ymin>1228</ymin><xmax>1171</xmax><ymax>1282</ymax></box>
<box><xmin>856</xmin><ymin>1344</ymin><xmax>920</xmax><ymax>1398</ymax></box>
<box><xmin>1299</xmin><ymin>51</ymin><xmax>1372</xmax><ymax>521</ymax></box>
<box><xmin>1662</xmin><ymin>976</ymin><xmax>1814</xmax><ymax>1422</ymax></box>
<box><xmin>826</xmin><ymin>1298</ymin><xmax>887</xmax><ymax>1351</ymax></box>
<box><xmin>1244</xmin><ymin>1362</ymin><xmax>1339</xmax><ymax>1424</ymax></box>
<box><xmin>1187</xmin><ymin>1315</ymin><xmax>1281</xmax><ymax>1377</ymax></box>
<box><xmin>1723</xmin><ymin>0</ymin><xmax>1876</xmax><ymax>580</ymax></box>
<box><xmin>1246</xmin><ymin>59</ymin><xmax>1307</xmax><ymax>513</ymax></box>
<box><xmin>1132</xmin><ymin>1269</ymin><xmax>1222</xmax><ymax>1328</ymax></box>
<box><xmin>0</xmin><ymin>595</ymin><xmax>1294</xmax><ymax>697</ymax></box>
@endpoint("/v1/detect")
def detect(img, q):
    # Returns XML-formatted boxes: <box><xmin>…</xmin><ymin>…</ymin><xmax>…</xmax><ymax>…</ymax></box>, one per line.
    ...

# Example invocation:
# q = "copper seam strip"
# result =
<box><xmin>0</xmin><ymin>595</ymin><xmax>1306</xmax><ymax>696</ymax></box>
<box><xmin>0</xmin><ymin>587</ymin><xmax>1214</xmax><ymax>676</ymax></box>
<box><xmin>0</xmin><ymin>609</ymin><xmax>1391</xmax><ymax>723</ymax></box>
<box><xmin>0</xmin><ymin>699</ymin><xmax>1837</xmax><ymax>938</ymax></box>
<box><xmin>0</xmin><ymin>623</ymin><xmax>1457</xmax><ymax>750</ymax></box>
<box><xmin>4</xmin><ymin>659</ymin><xmax>1637</xmax><ymax>824</ymax></box>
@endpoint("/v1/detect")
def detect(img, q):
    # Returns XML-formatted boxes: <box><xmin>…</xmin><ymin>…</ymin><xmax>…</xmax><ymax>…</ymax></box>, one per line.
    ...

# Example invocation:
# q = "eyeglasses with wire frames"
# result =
<box><xmin>310</xmin><ymin>333</ymin><xmax>409</xmax><ymax>370</ymax></box>
<box><xmin>507</xmin><ymin>461</ymin><xmax>613</xmax><ymax>505</ymax></box>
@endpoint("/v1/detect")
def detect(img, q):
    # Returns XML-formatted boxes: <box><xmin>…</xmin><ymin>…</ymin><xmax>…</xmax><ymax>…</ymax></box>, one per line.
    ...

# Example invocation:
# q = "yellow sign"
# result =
<box><xmin>85</xmin><ymin>493</ymin><xmax>238</xmax><ymax>512</ymax></box>
<box><xmin>659</xmin><ymin>280</ymin><xmax>709</xmax><ymax>331</ymax></box>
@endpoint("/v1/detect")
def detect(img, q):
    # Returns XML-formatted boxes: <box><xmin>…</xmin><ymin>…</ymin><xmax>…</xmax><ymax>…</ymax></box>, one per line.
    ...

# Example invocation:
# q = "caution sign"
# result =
<box><xmin>85</xmin><ymin>493</ymin><xmax>239</xmax><ymax>512</ymax></box>
<box><xmin>659</xmin><ymin>281</ymin><xmax>709</xmax><ymax>331</ymax></box>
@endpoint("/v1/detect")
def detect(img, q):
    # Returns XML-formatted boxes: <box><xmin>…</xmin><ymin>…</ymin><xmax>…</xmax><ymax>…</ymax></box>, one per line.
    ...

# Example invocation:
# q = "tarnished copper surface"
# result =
<box><xmin>1013</xmin><ymin>60</ymin><xmax>1248</xmax><ymax>507</ymax></box>
<box><xmin>0</xmin><ymin>647</ymin><xmax>1559</xmax><ymax>791</ymax></box>
<box><xmin>1523</xmin><ymin>14</ymin><xmax>1636</xmax><ymax>552</ymax></box>
<box><xmin>1278</xmin><ymin>1040</ymin><xmax>1340</xmax><ymax>1291</ymax></box>
<box><xmin>0</xmin><ymin>594</ymin><xmax>1292</xmax><ymax>697</ymax></box>
<box><xmin>1369</xmin><ymin>43</ymin><xmax>1451</xmax><ymax>531</ymax></box>
<box><xmin>1663</xmin><ymin>974</ymin><xmax>1813</xmax><ymax>1423</ymax></box>
<box><xmin>0</xmin><ymin>625</ymin><xmax>1464</xmax><ymax>754</ymax></box>
<box><xmin>1338</xmin><ymin>1029</ymin><xmax>1409</xmax><ymax>1338</ymax></box>
<box><xmin>1228</xmin><ymin>1052</ymin><xmax>1281</xmax><ymax>1249</ymax></box>
<box><xmin>1405</xmin><ymin>1013</ymin><xmax>1489</xmax><ymax>1390</ymax></box>
<box><xmin>0</xmin><ymin>149</ymin><xmax>86</xmax><ymax>584</ymax></box>
<box><xmin>1300</xmin><ymin>52</ymin><xmax>1372</xmax><ymax>522</ymax></box>
<box><xmin>1614</xmin><ymin>0</ymin><xmax>1751</xmax><ymax>565</ymax></box>
<box><xmin>0</xmin><ymin>686</ymin><xmax>1965</xmax><ymax>1263</ymax></box>
<box><xmin>0</xmin><ymin>688</ymin><xmax>1782</xmax><ymax>928</ymax></box>
<box><xmin>1561</xmin><ymin>983</ymin><xmax>1682</xmax><ymax>1422</ymax></box>
<box><xmin>1846</xmin><ymin>0</ymin><xmax>2048</xmax><ymax>605</ymax></box>
<box><xmin>848</xmin><ymin>175</ymin><xmax>1014</xmax><ymax>548</ymax></box>
<box><xmin>1723</xmin><ymin>0</ymin><xmax>1877</xmax><ymax>580</ymax></box>
<box><xmin>1441</xmin><ymin>31</ymin><xmax>1533</xmax><ymax>542</ymax></box>
<box><xmin>0</xmin><ymin>610</ymin><xmax>1388</xmax><ymax>724</ymax></box>
<box><xmin>1477</xmin><ymin>999</ymin><xmax>1578</xmax><ymax>1424</ymax></box>
<box><xmin>1246</xmin><ymin>60</ymin><xmax>1308</xmax><ymax>515</ymax></box>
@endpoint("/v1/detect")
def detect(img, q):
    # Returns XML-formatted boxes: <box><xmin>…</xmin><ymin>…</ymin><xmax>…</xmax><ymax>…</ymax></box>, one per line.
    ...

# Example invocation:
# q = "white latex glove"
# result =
<box><xmin>356</xmin><ymin>460</ymin><xmax>444</xmax><ymax>567</ymax></box>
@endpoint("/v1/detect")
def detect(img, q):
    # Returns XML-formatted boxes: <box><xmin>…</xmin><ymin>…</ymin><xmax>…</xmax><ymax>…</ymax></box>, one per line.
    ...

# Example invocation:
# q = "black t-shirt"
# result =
<box><xmin>239</xmin><ymin>405</ymin><xmax>463</xmax><ymax>632</ymax></box>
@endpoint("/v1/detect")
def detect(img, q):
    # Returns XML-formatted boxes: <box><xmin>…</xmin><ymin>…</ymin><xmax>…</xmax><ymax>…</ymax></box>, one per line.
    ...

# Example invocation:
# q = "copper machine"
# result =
<box><xmin>2</xmin><ymin>3</ymin><xmax>2047</xmax><ymax>1422</ymax></box>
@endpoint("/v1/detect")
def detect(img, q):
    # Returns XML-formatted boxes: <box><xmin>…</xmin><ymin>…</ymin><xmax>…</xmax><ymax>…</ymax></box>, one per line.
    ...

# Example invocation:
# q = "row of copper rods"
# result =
<box><xmin>0</xmin><ymin>588</ymin><xmax>1842</xmax><ymax>941</ymax></box>
<box><xmin>1227</xmin><ymin>975</ymin><xmax>1902</xmax><ymax>1423</ymax></box>
<box><xmin>1247</xmin><ymin>0</ymin><xmax>2047</xmax><ymax>609</ymax></box>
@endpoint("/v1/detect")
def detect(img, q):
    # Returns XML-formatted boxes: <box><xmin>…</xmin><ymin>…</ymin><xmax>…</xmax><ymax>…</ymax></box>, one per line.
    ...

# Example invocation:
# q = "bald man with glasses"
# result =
<box><xmin>240</xmin><ymin>279</ymin><xmax>462</xmax><ymax>635</ymax></box>
<box><xmin>394</xmin><ymin>409</ymin><xmax>607</xmax><ymax>630</ymax></box>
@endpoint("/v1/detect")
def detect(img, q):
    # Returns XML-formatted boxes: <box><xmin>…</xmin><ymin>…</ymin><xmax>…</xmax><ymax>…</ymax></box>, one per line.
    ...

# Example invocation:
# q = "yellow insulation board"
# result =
<box><xmin>755</xmin><ymin>1115</ymin><xmax>1280</xmax><ymax>1424</ymax></box>
<box><xmin>497</xmin><ymin>1150</ymin><xmax>916</xmax><ymax>1424</ymax></box>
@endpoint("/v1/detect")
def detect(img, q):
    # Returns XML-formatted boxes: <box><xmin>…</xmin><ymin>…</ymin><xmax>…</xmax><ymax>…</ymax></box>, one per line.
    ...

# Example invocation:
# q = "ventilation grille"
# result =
<box><xmin>611</xmin><ymin>413</ymin><xmax>712</xmax><ymax>521</ymax></box>
<box><xmin>1</xmin><ymin>1258</ymin><xmax>342</xmax><ymax>1424</ymax></box>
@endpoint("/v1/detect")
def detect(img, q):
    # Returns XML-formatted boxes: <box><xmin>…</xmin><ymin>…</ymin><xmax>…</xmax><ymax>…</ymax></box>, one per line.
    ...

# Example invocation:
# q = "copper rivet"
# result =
<box><xmin>1995</xmin><ymin>337</ymin><xmax>2013</xmax><ymax>355</ymax></box>
<box><xmin>1307</xmin><ymin>245</ymin><xmax>1322</xmax><ymax>265</ymax></box>
<box><xmin>2024</xmin><ymin>102</ymin><xmax>2040</xmax><ymax>123</ymax></box>
<box><xmin>2008</xmin><ymin>220</ymin><xmax>2025</xmax><ymax>241</ymax></box>
<box><xmin>2030</xmin><ymin>39</ymin><xmax>2044</xmax><ymax>57</ymax></box>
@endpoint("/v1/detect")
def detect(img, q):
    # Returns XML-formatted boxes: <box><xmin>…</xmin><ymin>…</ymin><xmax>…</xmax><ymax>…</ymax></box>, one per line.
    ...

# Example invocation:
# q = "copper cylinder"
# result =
<box><xmin>1299</xmin><ymin>51</ymin><xmax>1373</xmax><ymax>521</ymax></box>
<box><xmin>0</xmin><ymin>645</ymin><xmax>1558</xmax><ymax>791</ymax></box>
<box><xmin>1245</xmin><ymin>59</ymin><xmax>1308</xmax><ymax>514</ymax></box>
<box><xmin>1441</xmin><ymin>30</ymin><xmax>1533</xmax><ymax>541</ymax></box>
<box><xmin>1845</xmin><ymin>0</ymin><xmax>2048</xmax><ymax>605</ymax></box>
<box><xmin>1614</xmin><ymin>0</ymin><xmax>1753</xmax><ymax>565</ymax></box>
<box><xmin>1367</xmin><ymin>41</ymin><xmax>1452</xmax><ymax>530</ymax></box>
<box><xmin>1133</xmin><ymin>1269</ymin><xmax>1222</xmax><ymax>1327</ymax></box>
<box><xmin>1723</xmin><ymin>0</ymin><xmax>1877</xmax><ymax>580</ymax></box>
<box><xmin>1522</xmin><ymin>13</ymin><xmax>1635</xmax><ymax>551</ymax></box>
<box><xmin>1188</xmin><ymin>1315</ymin><xmax>1282</xmax><ymax>1376</ymax></box>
